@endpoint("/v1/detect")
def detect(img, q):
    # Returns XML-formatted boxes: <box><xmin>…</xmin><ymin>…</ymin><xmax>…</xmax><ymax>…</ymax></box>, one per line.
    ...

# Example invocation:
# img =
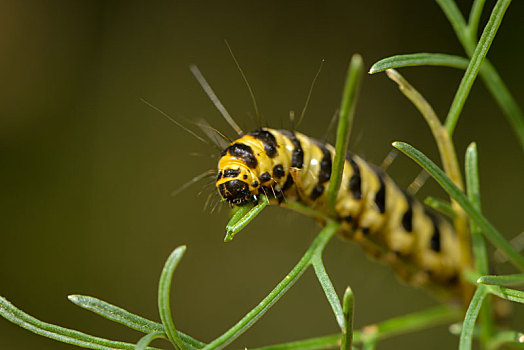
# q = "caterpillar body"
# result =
<box><xmin>216</xmin><ymin>127</ymin><xmax>464</xmax><ymax>296</ymax></box>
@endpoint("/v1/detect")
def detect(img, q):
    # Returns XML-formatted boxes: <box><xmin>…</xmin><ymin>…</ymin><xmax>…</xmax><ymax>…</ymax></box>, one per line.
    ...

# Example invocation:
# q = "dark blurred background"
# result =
<box><xmin>1</xmin><ymin>1</ymin><xmax>523</xmax><ymax>349</ymax></box>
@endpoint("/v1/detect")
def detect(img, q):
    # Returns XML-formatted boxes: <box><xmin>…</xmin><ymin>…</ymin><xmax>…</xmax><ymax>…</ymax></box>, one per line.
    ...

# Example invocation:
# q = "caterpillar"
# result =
<box><xmin>216</xmin><ymin>127</ymin><xmax>464</xmax><ymax>297</ymax></box>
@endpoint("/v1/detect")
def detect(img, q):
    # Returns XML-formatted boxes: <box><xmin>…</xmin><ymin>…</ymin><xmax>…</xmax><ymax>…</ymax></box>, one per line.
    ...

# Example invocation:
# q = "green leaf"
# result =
<box><xmin>158</xmin><ymin>246</ymin><xmax>187</xmax><ymax>349</ymax></box>
<box><xmin>224</xmin><ymin>195</ymin><xmax>269</xmax><ymax>241</ymax></box>
<box><xmin>444</xmin><ymin>0</ymin><xmax>512</xmax><ymax>136</ymax></box>
<box><xmin>486</xmin><ymin>285</ymin><xmax>524</xmax><ymax>304</ymax></box>
<box><xmin>67</xmin><ymin>295</ymin><xmax>204</xmax><ymax>349</ymax></box>
<box><xmin>250</xmin><ymin>334</ymin><xmax>341</xmax><ymax>350</ymax></box>
<box><xmin>0</xmin><ymin>297</ymin><xmax>159</xmax><ymax>350</ymax></box>
<box><xmin>459</xmin><ymin>286</ymin><xmax>488</xmax><ymax>350</ymax></box>
<box><xmin>135</xmin><ymin>332</ymin><xmax>166</xmax><ymax>350</ymax></box>
<box><xmin>369</xmin><ymin>53</ymin><xmax>469</xmax><ymax>74</ymax></box>
<box><xmin>68</xmin><ymin>295</ymin><xmax>164</xmax><ymax>334</ymax></box>
<box><xmin>467</xmin><ymin>0</ymin><xmax>486</xmax><ymax>40</ymax></box>
<box><xmin>341</xmin><ymin>287</ymin><xmax>354</xmax><ymax>350</ymax></box>
<box><xmin>477</xmin><ymin>274</ymin><xmax>524</xmax><ymax>286</ymax></box>
<box><xmin>312</xmin><ymin>256</ymin><xmax>344</xmax><ymax>330</ymax></box>
<box><xmin>328</xmin><ymin>53</ymin><xmax>363</xmax><ymax>214</ymax></box>
<box><xmin>465</xmin><ymin>142</ymin><xmax>492</xmax><ymax>350</ymax></box>
<box><xmin>424</xmin><ymin>196</ymin><xmax>456</xmax><ymax>219</ymax></box>
<box><xmin>437</xmin><ymin>0</ymin><xmax>524</xmax><ymax>151</ymax></box>
<box><xmin>393</xmin><ymin>141</ymin><xmax>524</xmax><ymax>271</ymax></box>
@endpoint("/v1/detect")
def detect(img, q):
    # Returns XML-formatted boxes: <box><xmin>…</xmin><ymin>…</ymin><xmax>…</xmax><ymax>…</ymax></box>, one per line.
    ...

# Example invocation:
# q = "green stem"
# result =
<box><xmin>424</xmin><ymin>196</ymin><xmax>456</xmax><ymax>219</ymax></box>
<box><xmin>468</xmin><ymin>0</ymin><xmax>487</xmax><ymax>40</ymax></box>
<box><xmin>436</xmin><ymin>0</ymin><xmax>524</xmax><ymax>151</ymax></box>
<box><xmin>369</xmin><ymin>53</ymin><xmax>469</xmax><ymax>74</ymax></box>
<box><xmin>445</xmin><ymin>0</ymin><xmax>512</xmax><ymax>136</ymax></box>
<box><xmin>135</xmin><ymin>332</ymin><xmax>166</xmax><ymax>350</ymax></box>
<box><xmin>328</xmin><ymin>54</ymin><xmax>363</xmax><ymax>214</ymax></box>
<box><xmin>485</xmin><ymin>285</ymin><xmax>524</xmax><ymax>304</ymax></box>
<box><xmin>203</xmin><ymin>221</ymin><xmax>339</xmax><ymax>350</ymax></box>
<box><xmin>0</xmin><ymin>297</ymin><xmax>159</xmax><ymax>350</ymax></box>
<box><xmin>252</xmin><ymin>334</ymin><xmax>342</xmax><ymax>350</ymax></box>
<box><xmin>465</xmin><ymin>143</ymin><xmax>492</xmax><ymax>347</ymax></box>
<box><xmin>341</xmin><ymin>287</ymin><xmax>354</xmax><ymax>350</ymax></box>
<box><xmin>68</xmin><ymin>295</ymin><xmax>164</xmax><ymax>333</ymax></box>
<box><xmin>460</xmin><ymin>286</ymin><xmax>488</xmax><ymax>350</ymax></box>
<box><xmin>477</xmin><ymin>274</ymin><xmax>524</xmax><ymax>286</ymax></box>
<box><xmin>224</xmin><ymin>195</ymin><xmax>269</xmax><ymax>241</ymax></box>
<box><xmin>67</xmin><ymin>295</ymin><xmax>204</xmax><ymax>349</ymax></box>
<box><xmin>158</xmin><ymin>246</ymin><xmax>186</xmax><ymax>349</ymax></box>
<box><xmin>312</xmin><ymin>256</ymin><xmax>345</xmax><ymax>330</ymax></box>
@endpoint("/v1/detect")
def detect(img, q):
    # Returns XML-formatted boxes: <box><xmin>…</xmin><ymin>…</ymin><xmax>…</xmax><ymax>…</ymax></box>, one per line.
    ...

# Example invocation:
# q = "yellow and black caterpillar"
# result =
<box><xmin>216</xmin><ymin>127</ymin><xmax>463</xmax><ymax>295</ymax></box>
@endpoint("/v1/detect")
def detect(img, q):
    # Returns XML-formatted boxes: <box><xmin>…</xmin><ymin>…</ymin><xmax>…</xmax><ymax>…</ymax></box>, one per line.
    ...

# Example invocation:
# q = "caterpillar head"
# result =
<box><xmin>216</xmin><ymin>144</ymin><xmax>260</xmax><ymax>205</ymax></box>
<box><xmin>216</xmin><ymin>161</ymin><xmax>259</xmax><ymax>205</ymax></box>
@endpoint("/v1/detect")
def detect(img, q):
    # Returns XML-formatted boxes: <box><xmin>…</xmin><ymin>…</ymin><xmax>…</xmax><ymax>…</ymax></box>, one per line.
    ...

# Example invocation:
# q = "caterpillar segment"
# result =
<box><xmin>216</xmin><ymin>127</ymin><xmax>464</xmax><ymax>296</ymax></box>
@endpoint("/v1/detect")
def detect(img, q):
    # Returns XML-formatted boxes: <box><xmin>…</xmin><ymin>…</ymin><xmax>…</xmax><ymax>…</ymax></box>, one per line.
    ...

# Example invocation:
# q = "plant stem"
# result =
<box><xmin>224</xmin><ymin>195</ymin><xmax>269</xmax><ymax>241</ymax></box>
<box><xmin>444</xmin><ymin>0</ymin><xmax>511</xmax><ymax>136</ymax></box>
<box><xmin>436</xmin><ymin>0</ymin><xmax>524</xmax><ymax>151</ymax></box>
<box><xmin>460</xmin><ymin>286</ymin><xmax>488</xmax><ymax>350</ymax></box>
<box><xmin>369</xmin><ymin>53</ymin><xmax>469</xmax><ymax>74</ymax></box>
<box><xmin>328</xmin><ymin>54</ymin><xmax>363</xmax><ymax>214</ymax></box>
<box><xmin>312</xmin><ymin>256</ymin><xmax>345</xmax><ymax>330</ymax></box>
<box><xmin>0</xmin><ymin>297</ymin><xmax>159</xmax><ymax>350</ymax></box>
<box><xmin>477</xmin><ymin>274</ymin><xmax>524</xmax><ymax>286</ymax></box>
<box><xmin>468</xmin><ymin>0</ymin><xmax>486</xmax><ymax>40</ymax></box>
<box><xmin>341</xmin><ymin>287</ymin><xmax>354</xmax><ymax>350</ymax></box>
<box><xmin>158</xmin><ymin>246</ymin><xmax>186</xmax><ymax>349</ymax></box>
<box><xmin>465</xmin><ymin>143</ymin><xmax>492</xmax><ymax>347</ymax></box>
<box><xmin>385</xmin><ymin>69</ymin><xmax>472</xmax><ymax>271</ymax></box>
<box><xmin>135</xmin><ymin>332</ymin><xmax>166</xmax><ymax>350</ymax></box>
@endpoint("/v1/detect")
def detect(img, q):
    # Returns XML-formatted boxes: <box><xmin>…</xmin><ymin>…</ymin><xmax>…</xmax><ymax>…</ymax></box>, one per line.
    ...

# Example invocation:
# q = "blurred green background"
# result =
<box><xmin>1</xmin><ymin>1</ymin><xmax>523</xmax><ymax>349</ymax></box>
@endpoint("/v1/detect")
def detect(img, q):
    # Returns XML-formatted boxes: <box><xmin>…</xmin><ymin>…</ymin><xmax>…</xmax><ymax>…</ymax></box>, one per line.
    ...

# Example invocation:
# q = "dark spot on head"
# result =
<box><xmin>227</xmin><ymin>143</ymin><xmax>258</xmax><ymax>169</ymax></box>
<box><xmin>243</xmin><ymin>174</ymin><xmax>248</xmax><ymax>179</ymax></box>
<box><xmin>259</xmin><ymin>172</ymin><xmax>271</xmax><ymax>183</ymax></box>
<box><xmin>361</xmin><ymin>227</ymin><xmax>370</xmax><ymax>235</ymax></box>
<box><xmin>223</xmin><ymin>168</ymin><xmax>241</xmax><ymax>178</ymax></box>
<box><xmin>273</xmin><ymin>164</ymin><xmax>285</xmax><ymax>179</ymax></box>
<box><xmin>251</xmin><ymin>180</ymin><xmax>259</xmax><ymax>188</ymax></box>
<box><xmin>343</xmin><ymin>215</ymin><xmax>353</xmax><ymax>223</ymax></box>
